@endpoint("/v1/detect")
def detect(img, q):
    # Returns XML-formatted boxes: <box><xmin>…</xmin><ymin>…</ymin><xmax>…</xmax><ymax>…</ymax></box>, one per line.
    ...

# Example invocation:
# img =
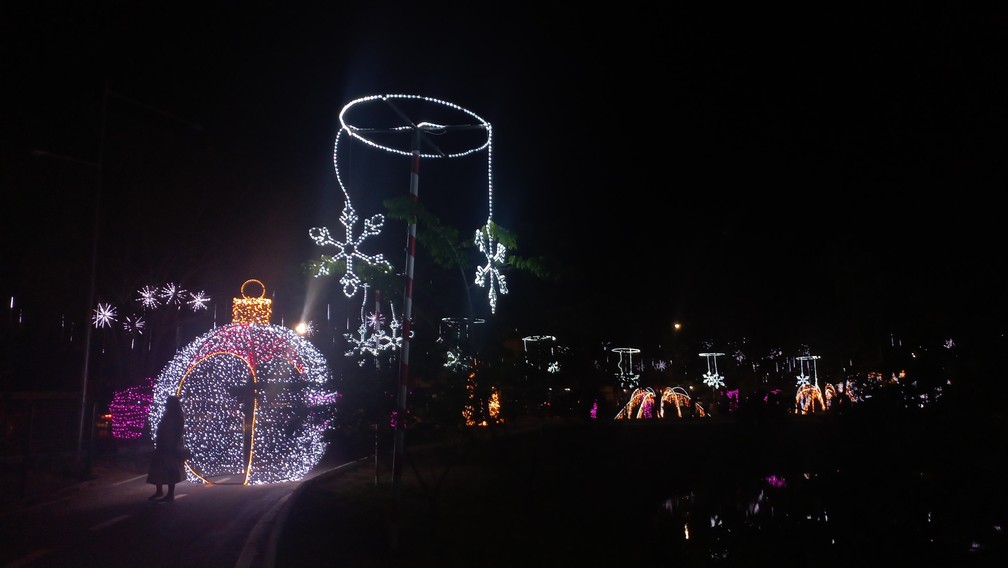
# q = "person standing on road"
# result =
<box><xmin>146</xmin><ymin>395</ymin><xmax>186</xmax><ymax>502</ymax></box>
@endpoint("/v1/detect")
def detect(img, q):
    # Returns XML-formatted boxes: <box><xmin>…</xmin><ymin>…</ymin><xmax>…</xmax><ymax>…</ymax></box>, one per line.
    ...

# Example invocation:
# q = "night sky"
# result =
<box><xmin>3</xmin><ymin>4</ymin><xmax>1006</xmax><ymax>370</ymax></box>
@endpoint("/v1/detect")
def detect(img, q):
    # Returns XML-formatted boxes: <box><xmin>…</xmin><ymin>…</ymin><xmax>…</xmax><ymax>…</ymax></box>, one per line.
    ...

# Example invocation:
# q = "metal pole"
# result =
<box><xmin>76</xmin><ymin>83</ymin><xmax>108</xmax><ymax>463</ymax></box>
<box><xmin>392</xmin><ymin>130</ymin><xmax>420</xmax><ymax>498</ymax></box>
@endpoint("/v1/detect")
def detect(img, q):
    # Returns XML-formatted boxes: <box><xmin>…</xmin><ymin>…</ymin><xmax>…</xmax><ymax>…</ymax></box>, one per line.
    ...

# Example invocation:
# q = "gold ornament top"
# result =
<box><xmin>232</xmin><ymin>279</ymin><xmax>271</xmax><ymax>325</ymax></box>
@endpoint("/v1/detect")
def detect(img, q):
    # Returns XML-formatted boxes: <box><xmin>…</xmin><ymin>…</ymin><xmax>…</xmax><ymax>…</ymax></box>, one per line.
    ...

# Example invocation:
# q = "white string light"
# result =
<box><xmin>312</xmin><ymin>94</ymin><xmax>507</xmax><ymax>312</ymax></box>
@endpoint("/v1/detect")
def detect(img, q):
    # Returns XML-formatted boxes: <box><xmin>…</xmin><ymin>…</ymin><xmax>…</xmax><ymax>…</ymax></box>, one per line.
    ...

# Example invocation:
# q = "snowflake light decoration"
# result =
<box><xmin>344</xmin><ymin>286</ymin><xmax>405</xmax><ymax>364</ymax></box>
<box><xmin>796</xmin><ymin>355</ymin><xmax>821</xmax><ymax>387</ymax></box>
<box><xmin>474</xmin><ymin>224</ymin><xmax>508</xmax><ymax>314</ymax></box>
<box><xmin>309</xmin><ymin>211</ymin><xmax>392</xmax><ymax>298</ymax></box>
<box><xmin>700</xmin><ymin>352</ymin><xmax>726</xmax><ymax>390</ymax></box>
<box><xmin>93</xmin><ymin>302</ymin><xmax>117</xmax><ymax>328</ymax></box>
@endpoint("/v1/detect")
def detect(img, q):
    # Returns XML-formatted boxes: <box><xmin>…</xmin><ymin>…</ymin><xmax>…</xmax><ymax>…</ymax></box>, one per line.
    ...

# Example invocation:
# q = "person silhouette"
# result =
<box><xmin>146</xmin><ymin>395</ymin><xmax>186</xmax><ymax>502</ymax></box>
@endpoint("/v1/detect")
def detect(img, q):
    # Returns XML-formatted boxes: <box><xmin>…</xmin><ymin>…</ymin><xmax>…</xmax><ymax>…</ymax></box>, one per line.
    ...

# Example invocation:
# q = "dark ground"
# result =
<box><xmin>273</xmin><ymin>409</ymin><xmax>1007</xmax><ymax>568</ymax></box>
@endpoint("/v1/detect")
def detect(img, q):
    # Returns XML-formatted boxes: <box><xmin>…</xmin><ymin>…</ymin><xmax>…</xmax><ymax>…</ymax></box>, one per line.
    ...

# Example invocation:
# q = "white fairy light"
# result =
<box><xmin>344</xmin><ymin>286</ymin><xmax>405</xmax><ymax>364</ymax></box>
<box><xmin>796</xmin><ymin>355</ymin><xmax>821</xmax><ymax>387</ymax></box>
<box><xmin>150</xmin><ymin>321</ymin><xmax>336</xmax><ymax>485</ymax></box>
<box><xmin>474</xmin><ymin>225</ymin><xmax>508</xmax><ymax>314</ymax></box>
<box><xmin>137</xmin><ymin>286</ymin><xmax>161</xmax><ymax>310</ymax></box>
<box><xmin>319</xmin><ymin>93</ymin><xmax>505</xmax><ymax>312</ymax></box>
<box><xmin>93</xmin><ymin>302</ymin><xmax>117</xmax><ymax>328</ymax></box>
<box><xmin>160</xmin><ymin>282</ymin><xmax>186</xmax><ymax>307</ymax></box>
<box><xmin>612</xmin><ymin>347</ymin><xmax>641</xmax><ymax>389</ymax></box>
<box><xmin>188</xmin><ymin>290</ymin><xmax>210</xmax><ymax>312</ymax></box>
<box><xmin>700</xmin><ymin>352</ymin><xmax>726</xmax><ymax>390</ymax></box>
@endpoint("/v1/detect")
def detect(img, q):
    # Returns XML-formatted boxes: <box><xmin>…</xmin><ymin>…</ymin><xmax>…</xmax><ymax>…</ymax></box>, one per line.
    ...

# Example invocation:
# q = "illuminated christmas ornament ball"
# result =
<box><xmin>148</xmin><ymin>280</ymin><xmax>338</xmax><ymax>485</ymax></box>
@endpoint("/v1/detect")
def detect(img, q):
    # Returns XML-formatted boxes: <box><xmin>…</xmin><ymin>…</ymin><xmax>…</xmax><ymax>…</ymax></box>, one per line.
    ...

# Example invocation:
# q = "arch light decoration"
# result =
<box><xmin>148</xmin><ymin>280</ymin><xmax>337</xmax><ymax>485</ymax></box>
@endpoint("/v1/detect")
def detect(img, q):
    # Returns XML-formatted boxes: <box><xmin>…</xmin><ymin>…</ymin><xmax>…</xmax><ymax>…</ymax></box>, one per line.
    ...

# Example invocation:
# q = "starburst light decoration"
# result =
<box><xmin>149</xmin><ymin>280</ymin><xmax>337</xmax><ymax>485</ymax></box>
<box><xmin>93</xmin><ymin>302</ymin><xmax>117</xmax><ymax>328</ymax></box>
<box><xmin>700</xmin><ymin>352</ymin><xmax>726</xmax><ymax>390</ymax></box>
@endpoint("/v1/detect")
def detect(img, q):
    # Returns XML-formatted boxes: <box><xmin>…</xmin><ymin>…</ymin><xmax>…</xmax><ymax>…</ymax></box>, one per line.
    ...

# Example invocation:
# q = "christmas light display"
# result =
<box><xmin>700</xmin><ymin>352</ymin><xmax>726</xmax><ymax>390</ymax></box>
<box><xmin>439</xmin><ymin>317</ymin><xmax>483</xmax><ymax>371</ymax></box>
<box><xmin>121</xmin><ymin>315</ymin><xmax>145</xmax><ymax>349</ymax></box>
<box><xmin>795</xmin><ymin>355</ymin><xmax>821</xmax><ymax>387</ymax></box>
<box><xmin>612</xmin><ymin>347</ymin><xmax>641</xmax><ymax>388</ymax></box>
<box><xmin>615</xmin><ymin>386</ymin><xmax>698</xmax><ymax>419</ymax></box>
<box><xmin>148</xmin><ymin>281</ymin><xmax>337</xmax><ymax>485</ymax></box>
<box><xmin>232</xmin><ymin>279</ymin><xmax>271</xmax><ymax>325</ymax></box>
<box><xmin>93</xmin><ymin>302</ymin><xmax>116</xmax><ymax>328</ymax></box>
<box><xmin>345</xmin><ymin>286</ymin><xmax>405</xmax><ymax>365</ymax></box>
<box><xmin>795</xmin><ymin>384</ymin><xmax>826</xmax><ymax>414</ymax></box>
<box><xmin>522</xmin><ymin>335</ymin><xmax>561</xmax><ymax>373</ymax></box>
<box><xmin>109</xmin><ymin>377</ymin><xmax>154</xmax><ymax>439</ymax></box>
<box><xmin>312</xmin><ymin>94</ymin><xmax>506</xmax><ymax>312</ymax></box>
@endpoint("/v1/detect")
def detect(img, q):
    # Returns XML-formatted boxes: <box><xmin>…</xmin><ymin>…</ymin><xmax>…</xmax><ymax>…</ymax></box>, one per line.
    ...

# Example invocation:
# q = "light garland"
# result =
<box><xmin>148</xmin><ymin>281</ymin><xmax>337</xmax><ymax>485</ymax></box>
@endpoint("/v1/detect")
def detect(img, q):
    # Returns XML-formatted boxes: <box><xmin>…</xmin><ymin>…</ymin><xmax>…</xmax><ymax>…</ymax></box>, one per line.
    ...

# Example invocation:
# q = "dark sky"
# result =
<box><xmin>3</xmin><ymin>3</ymin><xmax>1006</xmax><ymax>362</ymax></box>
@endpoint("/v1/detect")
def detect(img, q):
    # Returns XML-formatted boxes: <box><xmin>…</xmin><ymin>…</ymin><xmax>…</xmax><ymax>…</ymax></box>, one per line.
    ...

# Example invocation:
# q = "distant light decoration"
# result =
<box><xmin>700</xmin><ymin>352</ymin><xmax>726</xmax><ymax>390</ymax></box>
<box><xmin>439</xmin><ymin>317</ymin><xmax>483</xmax><ymax>371</ymax></box>
<box><xmin>795</xmin><ymin>355</ymin><xmax>821</xmax><ymax>387</ymax></box>
<box><xmin>345</xmin><ymin>286</ymin><xmax>406</xmax><ymax>365</ymax></box>
<box><xmin>109</xmin><ymin>378</ymin><xmax>154</xmax><ymax>439</ymax></box>
<box><xmin>615</xmin><ymin>387</ymin><xmax>655</xmax><ymax>419</ymax></box>
<box><xmin>522</xmin><ymin>335</ymin><xmax>561</xmax><ymax>373</ymax></box>
<box><xmin>612</xmin><ymin>347</ymin><xmax>641</xmax><ymax>389</ymax></box>
<box><xmin>93</xmin><ymin>302</ymin><xmax>117</xmax><ymax>328</ymax></box>
<box><xmin>795</xmin><ymin>384</ymin><xmax>826</xmax><ymax>414</ymax></box>
<box><xmin>149</xmin><ymin>280</ymin><xmax>337</xmax><ymax>485</ymax></box>
<box><xmin>317</xmin><ymin>94</ymin><xmax>505</xmax><ymax>312</ymax></box>
<box><xmin>487</xmin><ymin>387</ymin><xmax>502</xmax><ymax>422</ymax></box>
<box><xmin>616</xmin><ymin>386</ymin><xmax>694</xmax><ymax>419</ymax></box>
<box><xmin>231</xmin><ymin>279</ymin><xmax>271</xmax><ymax>325</ymax></box>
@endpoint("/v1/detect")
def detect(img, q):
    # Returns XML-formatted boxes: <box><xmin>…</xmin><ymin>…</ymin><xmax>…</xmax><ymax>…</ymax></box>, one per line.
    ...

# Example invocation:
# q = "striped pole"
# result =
<box><xmin>392</xmin><ymin>132</ymin><xmax>420</xmax><ymax>499</ymax></box>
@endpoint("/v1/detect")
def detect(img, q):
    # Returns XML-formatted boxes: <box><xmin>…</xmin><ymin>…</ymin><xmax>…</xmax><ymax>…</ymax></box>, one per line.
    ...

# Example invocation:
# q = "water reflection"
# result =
<box><xmin>653</xmin><ymin>466</ymin><xmax>1004</xmax><ymax>566</ymax></box>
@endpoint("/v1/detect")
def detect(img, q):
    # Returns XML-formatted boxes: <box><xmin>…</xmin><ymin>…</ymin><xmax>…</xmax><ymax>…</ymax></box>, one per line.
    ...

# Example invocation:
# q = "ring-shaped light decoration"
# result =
<box><xmin>317</xmin><ymin>94</ymin><xmax>507</xmax><ymax>313</ymax></box>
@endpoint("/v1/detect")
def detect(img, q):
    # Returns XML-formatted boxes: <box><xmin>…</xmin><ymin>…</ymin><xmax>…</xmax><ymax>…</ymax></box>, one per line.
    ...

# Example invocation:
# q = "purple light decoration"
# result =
<box><xmin>590</xmin><ymin>399</ymin><xmax>598</xmax><ymax>419</ymax></box>
<box><xmin>764</xmin><ymin>474</ymin><xmax>787</xmax><ymax>488</ymax></box>
<box><xmin>109</xmin><ymin>378</ymin><xmax>154</xmax><ymax>439</ymax></box>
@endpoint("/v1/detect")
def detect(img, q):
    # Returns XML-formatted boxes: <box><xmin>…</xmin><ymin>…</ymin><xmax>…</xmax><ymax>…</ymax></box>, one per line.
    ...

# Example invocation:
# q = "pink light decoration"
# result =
<box><xmin>109</xmin><ymin>378</ymin><xmax>154</xmax><ymax>439</ymax></box>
